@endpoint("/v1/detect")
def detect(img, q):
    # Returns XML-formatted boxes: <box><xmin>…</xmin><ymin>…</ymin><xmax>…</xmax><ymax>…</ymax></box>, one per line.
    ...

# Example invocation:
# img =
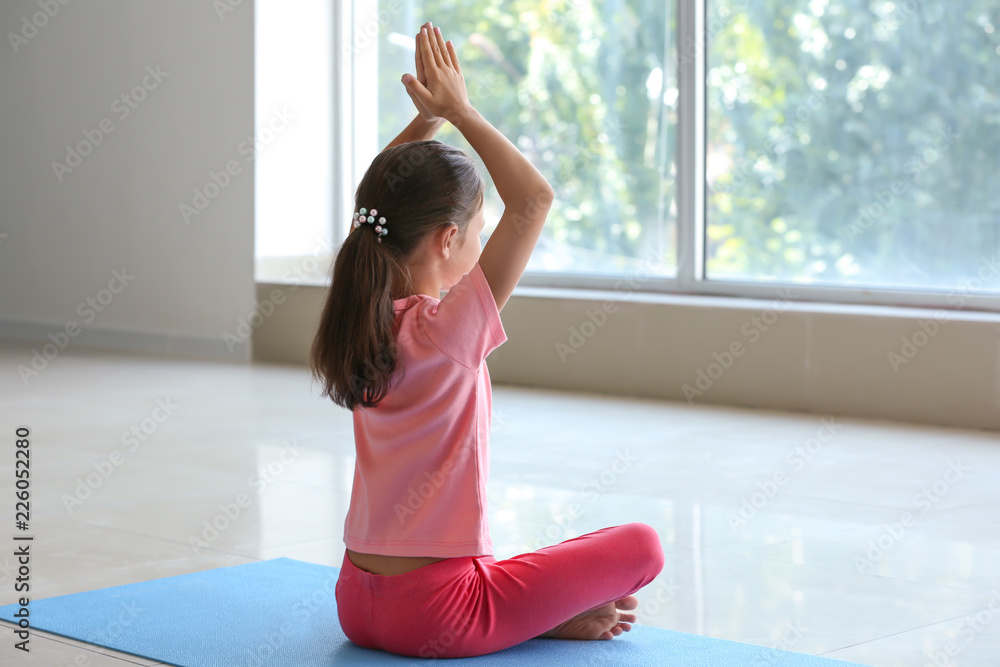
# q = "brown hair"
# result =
<box><xmin>309</xmin><ymin>140</ymin><xmax>484</xmax><ymax>410</ymax></box>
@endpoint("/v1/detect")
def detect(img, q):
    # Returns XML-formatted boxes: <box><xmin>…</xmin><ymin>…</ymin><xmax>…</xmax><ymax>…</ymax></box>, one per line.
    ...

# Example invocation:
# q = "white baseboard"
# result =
<box><xmin>0</xmin><ymin>318</ymin><xmax>250</xmax><ymax>365</ymax></box>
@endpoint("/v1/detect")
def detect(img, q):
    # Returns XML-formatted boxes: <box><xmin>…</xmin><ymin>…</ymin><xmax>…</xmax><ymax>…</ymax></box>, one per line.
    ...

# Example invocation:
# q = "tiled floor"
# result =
<box><xmin>0</xmin><ymin>338</ymin><xmax>998</xmax><ymax>666</ymax></box>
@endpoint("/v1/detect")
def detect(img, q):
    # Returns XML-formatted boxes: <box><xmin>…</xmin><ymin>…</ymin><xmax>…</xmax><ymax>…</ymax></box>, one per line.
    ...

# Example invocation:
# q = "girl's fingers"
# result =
<box><xmin>402</xmin><ymin>74</ymin><xmax>434</xmax><ymax>115</ymax></box>
<box><xmin>402</xmin><ymin>72</ymin><xmax>431</xmax><ymax>102</ymax></box>
<box><xmin>418</xmin><ymin>29</ymin><xmax>438</xmax><ymax>74</ymax></box>
<box><xmin>425</xmin><ymin>26</ymin><xmax>445</xmax><ymax>69</ymax></box>
<box><xmin>433</xmin><ymin>26</ymin><xmax>452</xmax><ymax>68</ymax></box>
<box><xmin>415</xmin><ymin>32</ymin><xmax>426</xmax><ymax>84</ymax></box>
<box><xmin>446</xmin><ymin>40</ymin><xmax>461</xmax><ymax>74</ymax></box>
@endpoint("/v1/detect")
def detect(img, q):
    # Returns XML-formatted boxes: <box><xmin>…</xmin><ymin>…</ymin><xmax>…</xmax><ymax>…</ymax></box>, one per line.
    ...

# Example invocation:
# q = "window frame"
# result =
<box><xmin>334</xmin><ymin>0</ymin><xmax>1000</xmax><ymax>314</ymax></box>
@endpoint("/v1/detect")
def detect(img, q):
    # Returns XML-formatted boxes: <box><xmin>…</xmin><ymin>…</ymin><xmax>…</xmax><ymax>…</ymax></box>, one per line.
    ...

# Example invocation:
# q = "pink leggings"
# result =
<box><xmin>335</xmin><ymin>522</ymin><xmax>665</xmax><ymax>658</ymax></box>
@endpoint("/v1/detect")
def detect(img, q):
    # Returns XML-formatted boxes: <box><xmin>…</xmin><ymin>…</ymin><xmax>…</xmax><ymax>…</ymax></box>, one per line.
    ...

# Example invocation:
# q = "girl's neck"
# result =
<box><xmin>393</xmin><ymin>267</ymin><xmax>443</xmax><ymax>300</ymax></box>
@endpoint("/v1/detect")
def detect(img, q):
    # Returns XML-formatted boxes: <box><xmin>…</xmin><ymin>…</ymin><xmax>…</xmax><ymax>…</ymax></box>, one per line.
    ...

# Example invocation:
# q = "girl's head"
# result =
<box><xmin>310</xmin><ymin>140</ymin><xmax>485</xmax><ymax>410</ymax></box>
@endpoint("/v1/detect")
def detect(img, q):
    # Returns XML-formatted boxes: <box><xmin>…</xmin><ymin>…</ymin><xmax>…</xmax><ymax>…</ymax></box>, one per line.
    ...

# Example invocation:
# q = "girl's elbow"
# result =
<box><xmin>535</xmin><ymin>180</ymin><xmax>555</xmax><ymax>210</ymax></box>
<box><xmin>542</xmin><ymin>180</ymin><xmax>555</xmax><ymax>201</ymax></box>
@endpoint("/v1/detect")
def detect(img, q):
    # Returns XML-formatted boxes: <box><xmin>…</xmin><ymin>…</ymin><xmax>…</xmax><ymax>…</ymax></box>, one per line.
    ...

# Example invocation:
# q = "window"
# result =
<box><xmin>706</xmin><ymin>0</ymin><xmax>1000</xmax><ymax>294</ymax></box>
<box><xmin>256</xmin><ymin>1</ymin><xmax>1000</xmax><ymax>311</ymax></box>
<box><xmin>254</xmin><ymin>0</ymin><xmax>335</xmax><ymax>284</ymax></box>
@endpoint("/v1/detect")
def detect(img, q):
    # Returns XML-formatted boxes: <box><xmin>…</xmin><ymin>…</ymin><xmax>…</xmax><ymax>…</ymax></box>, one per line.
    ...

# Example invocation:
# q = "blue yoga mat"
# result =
<box><xmin>0</xmin><ymin>558</ymin><xmax>863</xmax><ymax>666</ymax></box>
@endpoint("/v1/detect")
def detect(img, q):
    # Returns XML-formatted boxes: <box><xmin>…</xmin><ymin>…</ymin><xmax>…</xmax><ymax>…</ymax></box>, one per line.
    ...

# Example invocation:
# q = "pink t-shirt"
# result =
<box><xmin>343</xmin><ymin>262</ymin><xmax>507</xmax><ymax>558</ymax></box>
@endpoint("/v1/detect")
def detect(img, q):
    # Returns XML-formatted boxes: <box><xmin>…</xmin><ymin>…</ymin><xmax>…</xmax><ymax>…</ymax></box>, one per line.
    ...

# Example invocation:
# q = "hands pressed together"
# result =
<box><xmin>401</xmin><ymin>22</ymin><xmax>472</xmax><ymax>126</ymax></box>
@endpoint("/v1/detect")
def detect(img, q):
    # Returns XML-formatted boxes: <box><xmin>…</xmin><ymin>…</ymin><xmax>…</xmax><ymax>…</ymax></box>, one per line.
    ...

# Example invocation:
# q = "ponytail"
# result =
<box><xmin>310</xmin><ymin>224</ymin><xmax>402</xmax><ymax>410</ymax></box>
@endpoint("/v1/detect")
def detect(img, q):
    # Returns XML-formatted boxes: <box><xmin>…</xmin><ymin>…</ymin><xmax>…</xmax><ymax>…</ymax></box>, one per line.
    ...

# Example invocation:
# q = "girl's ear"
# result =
<box><xmin>438</xmin><ymin>224</ymin><xmax>460</xmax><ymax>259</ymax></box>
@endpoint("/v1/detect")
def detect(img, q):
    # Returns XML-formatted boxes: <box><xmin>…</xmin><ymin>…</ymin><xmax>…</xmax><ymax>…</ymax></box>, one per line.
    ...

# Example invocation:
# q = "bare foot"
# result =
<box><xmin>537</xmin><ymin>595</ymin><xmax>639</xmax><ymax>640</ymax></box>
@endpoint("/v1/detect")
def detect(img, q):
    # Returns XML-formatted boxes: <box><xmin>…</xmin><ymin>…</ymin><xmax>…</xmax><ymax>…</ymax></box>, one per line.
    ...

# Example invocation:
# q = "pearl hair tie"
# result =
<box><xmin>352</xmin><ymin>207</ymin><xmax>388</xmax><ymax>242</ymax></box>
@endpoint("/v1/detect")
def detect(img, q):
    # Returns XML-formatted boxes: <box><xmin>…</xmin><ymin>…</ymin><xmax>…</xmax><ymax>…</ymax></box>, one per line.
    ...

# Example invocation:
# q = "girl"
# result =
<box><xmin>310</xmin><ymin>21</ymin><xmax>665</xmax><ymax>659</ymax></box>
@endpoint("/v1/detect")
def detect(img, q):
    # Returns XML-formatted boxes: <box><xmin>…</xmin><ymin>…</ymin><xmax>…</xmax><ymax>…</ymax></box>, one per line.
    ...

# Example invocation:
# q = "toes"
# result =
<box><xmin>619</xmin><ymin>612</ymin><xmax>637</xmax><ymax>624</ymax></box>
<box><xmin>616</xmin><ymin>595</ymin><xmax>639</xmax><ymax>610</ymax></box>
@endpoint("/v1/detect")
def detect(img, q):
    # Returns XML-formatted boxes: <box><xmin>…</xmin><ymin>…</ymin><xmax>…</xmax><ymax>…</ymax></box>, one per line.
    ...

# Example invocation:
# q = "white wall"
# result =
<box><xmin>485</xmin><ymin>289</ymin><xmax>1000</xmax><ymax>432</ymax></box>
<box><xmin>0</xmin><ymin>1</ymin><xmax>255</xmax><ymax>362</ymax></box>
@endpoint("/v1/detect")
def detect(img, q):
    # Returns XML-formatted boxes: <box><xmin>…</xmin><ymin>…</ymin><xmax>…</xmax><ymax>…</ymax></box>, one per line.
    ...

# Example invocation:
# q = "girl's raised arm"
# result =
<box><xmin>402</xmin><ymin>25</ymin><xmax>554</xmax><ymax>311</ymax></box>
<box><xmin>382</xmin><ymin>114</ymin><xmax>445</xmax><ymax>151</ymax></box>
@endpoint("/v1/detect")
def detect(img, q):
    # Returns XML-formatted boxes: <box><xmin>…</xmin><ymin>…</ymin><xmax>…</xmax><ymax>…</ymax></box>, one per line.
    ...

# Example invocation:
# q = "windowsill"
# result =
<box><xmin>255</xmin><ymin>252</ymin><xmax>1000</xmax><ymax>318</ymax></box>
<box><xmin>256</xmin><ymin>276</ymin><xmax>1000</xmax><ymax>324</ymax></box>
<box><xmin>509</xmin><ymin>285</ymin><xmax>1000</xmax><ymax>322</ymax></box>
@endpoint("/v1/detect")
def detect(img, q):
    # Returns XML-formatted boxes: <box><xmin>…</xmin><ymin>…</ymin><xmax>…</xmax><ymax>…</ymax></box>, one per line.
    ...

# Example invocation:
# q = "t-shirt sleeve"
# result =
<box><xmin>420</xmin><ymin>262</ymin><xmax>507</xmax><ymax>369</ymax></box>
